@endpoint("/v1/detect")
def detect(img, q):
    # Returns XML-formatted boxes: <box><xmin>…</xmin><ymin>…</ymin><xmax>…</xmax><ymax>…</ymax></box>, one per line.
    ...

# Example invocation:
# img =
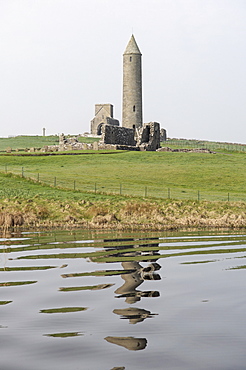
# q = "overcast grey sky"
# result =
<box><xmin>1</xmin><ymin>0</ymin><xmax>246</xmax><ymax>143</ymax></box>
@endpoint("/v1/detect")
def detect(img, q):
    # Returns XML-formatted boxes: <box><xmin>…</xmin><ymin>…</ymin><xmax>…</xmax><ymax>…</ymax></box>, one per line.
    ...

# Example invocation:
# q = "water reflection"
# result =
<box><xmin>59</xmin><ymin>283</ymin><xmax>114</xmax><ymax>292</ymax></box>
<box><xmin>44</xmin><ymin>332</ymin><xmax>83</xmax><ymax>338</ymax></box>
<box><xmin>60</xmin><ymin>237</ymin><xmax>161</xmax><ymax>353</ymax></box>
<box><xmin>105</xmin><ymin>336</ymin><xmax>147</xmax><ymax>351</ymax></box>
<box><xmin>101</xmin><ymin>238</ymin><xmax>161</xmax><ymax>353</ymax></box>
<box><xmin>0</xmin><ymin>280</ymin><xmax>37</xmax><ymax>287</ymax></box>
<box><xmin>0</xmin><ymin>266</ymin><xmax>58</xmax><ymax>271</ymax></box>
<box><xmin>1</xmin><ymin>230</ymin><xmax>246</xmax><ymax>369</ymax></box>
<box><xmin>40</xmin><ymin>307</ymin><xmax>87</xmax><ymax>314</ymax></box>
<box><xmin>113</xmin><ymin>307</ymin><xmax>156</xmax><ymax>324</ymax></box>
<box><xmin>115</xmin><ymin>261</ymin><xmax>161</xmax><ymax>303</ymax></box>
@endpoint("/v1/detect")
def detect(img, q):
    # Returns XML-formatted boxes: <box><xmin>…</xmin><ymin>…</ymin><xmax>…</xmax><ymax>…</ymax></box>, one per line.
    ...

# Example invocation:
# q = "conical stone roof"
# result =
<box><xmin>123</xmin><ymin>35</ymin><xmax>142</xmax><ymax>55</ymax></box>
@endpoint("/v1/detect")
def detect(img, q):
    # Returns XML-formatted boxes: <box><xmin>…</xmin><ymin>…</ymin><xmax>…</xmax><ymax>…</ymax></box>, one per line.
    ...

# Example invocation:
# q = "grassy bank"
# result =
<box><xmin>0</xmin><ymin>172</ymin><xmax>245</xmax><ymax>230</ymax></box>
<box><xmin>0</xmin><ymin>141</ymin><xmax>245</xmax><ymax>230</ymax></box>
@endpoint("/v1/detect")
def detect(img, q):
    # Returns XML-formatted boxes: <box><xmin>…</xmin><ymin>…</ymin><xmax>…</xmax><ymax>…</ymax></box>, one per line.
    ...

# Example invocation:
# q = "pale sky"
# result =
<box><xmin>1</xmin><ymin>0</ymin><xmax>246</xmax><ymax>143</ymax></box>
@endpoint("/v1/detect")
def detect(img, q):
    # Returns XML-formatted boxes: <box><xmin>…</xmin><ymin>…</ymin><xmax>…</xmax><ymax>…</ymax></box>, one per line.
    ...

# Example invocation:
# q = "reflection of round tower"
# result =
<box><xmin>122</xmin><ymin>35</ymin><xmax>143</xmax><ymax>129</ymax></box>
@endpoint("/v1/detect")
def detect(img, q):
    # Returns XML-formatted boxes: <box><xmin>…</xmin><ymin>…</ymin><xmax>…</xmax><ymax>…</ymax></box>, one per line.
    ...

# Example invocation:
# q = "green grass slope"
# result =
<box><xmin>0</xmin><ymin>135</ymin><xmax>99</xmax><ymax>152</ymax></box>
<box><xmin>0</xmin><ymin>171</ymin><xmax>245</xmax><ymax>230</ymax></box>
<box><xmin>0</xmin><ymin>150</ymin><xmax>245</xmax><ymax>201</ymax></box>
<box><xmin>0</xmin><ymin>142</ymin><xmax>245</xmax><ymax>230</ymax></box>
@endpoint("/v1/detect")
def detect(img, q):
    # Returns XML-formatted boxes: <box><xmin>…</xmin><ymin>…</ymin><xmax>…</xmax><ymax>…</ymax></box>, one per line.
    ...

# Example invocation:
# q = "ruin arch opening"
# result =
<box><xmin>97</xmin><ymin>123</ymin><xmax>104</xmax><ymax>135</ymax></box>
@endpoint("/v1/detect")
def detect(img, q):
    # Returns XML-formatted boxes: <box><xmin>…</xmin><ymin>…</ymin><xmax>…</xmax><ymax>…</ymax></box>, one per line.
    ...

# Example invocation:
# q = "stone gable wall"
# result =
<box><xmin>100</xmin><ymin>124</ymin><xmax>136</xmax><ymax>146</ymax></box>
<box><xmin>99</xmin><ymin>122</ymin><xmax>161</xmax><ymax>151</ymax></box>
<box><xmin>90</xmin><ymin>104</ymin><xmax>119</xmax><ymax>135</ymax></box>
<box><xmin>135</xmin><ymin>122</ymin><xmax>161</xmax><ymax>151</ymax></box>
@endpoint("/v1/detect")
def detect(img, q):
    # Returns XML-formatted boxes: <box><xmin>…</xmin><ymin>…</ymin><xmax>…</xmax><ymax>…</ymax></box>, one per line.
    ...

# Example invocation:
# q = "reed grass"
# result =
<box><xmin>0</xmin><ymin>172</ymin><xmax>245</xmax><ymax>230</ymax></box>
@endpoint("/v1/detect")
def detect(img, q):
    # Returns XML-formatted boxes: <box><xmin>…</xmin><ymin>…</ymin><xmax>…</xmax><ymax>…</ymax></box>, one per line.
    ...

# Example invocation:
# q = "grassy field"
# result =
<box><xmin>166</xmin><ymin>138</ymin><xmax>246</xmax><ymax>153</ymax></box>
<box><xmin>0</xmin><ymin>135</ymin><xmax>245</xmax><ymax>153</ymax></box>
<box><xmin>0</xmin><ymin>135</ymin><xmax>99</xmax><ymax>152</ymax></box>
<box><xmin>0</xmin><ymin>170</ymin><xmax>245</xmax><ymax>230</ymax></box>
<box><xmin>0</xmin><ymin>135</ymin><xmax>59</xmax><ymax>151</ymax></box>
<box><xmin>0</xmin><ymin>150</ymin><xmax>245</xmax><ymax>201</ymax></box>
<box><xmin>0</xmin><ymin>136</ymin><xmax>245</xmax><ymax>230</ymax></box>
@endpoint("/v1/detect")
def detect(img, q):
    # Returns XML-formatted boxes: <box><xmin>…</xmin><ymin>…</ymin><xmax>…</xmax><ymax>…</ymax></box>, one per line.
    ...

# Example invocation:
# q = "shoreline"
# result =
<box><xmin>0</xmin><ymin>198</ymin><xmax>245</xmax><ymax>232</ymax></box>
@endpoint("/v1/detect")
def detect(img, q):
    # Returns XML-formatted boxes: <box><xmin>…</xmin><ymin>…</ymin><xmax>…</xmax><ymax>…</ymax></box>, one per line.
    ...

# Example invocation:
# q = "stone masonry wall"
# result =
<box><xmin>90</xmin><ymin>104</ymin><xmax>119</xmax><ymax>135</ymax></box>
<box><xmin>135</xmin><ymin>122</ymin><xmax>161</xmax><ymax>151</ymax></box>
<box><xmin>100</xmin><ymin>124</ymin><xmax>136</xmax><ymax>146</ymax></box>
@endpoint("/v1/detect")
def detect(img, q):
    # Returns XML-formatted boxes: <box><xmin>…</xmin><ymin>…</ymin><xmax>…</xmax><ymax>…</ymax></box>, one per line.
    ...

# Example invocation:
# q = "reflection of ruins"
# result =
<box><xmin>115</xmin><ymin>260</ymin><xmax>160</xmax><ymax>304</ymax></box>
<box><xmin>113</xmin><ymin>307</ymin><xmax>156</xmax><ymax>324</ymax></box>
<box><xmin>59</xmin><ymin>235</ymin><xmax>162</xmax><ymax>356</ymax></box>
<box><xmin>102</xmin><ymin>237</ymin><xmax>161</xmax><ymax>353</ymax></box>
<box><xmin>105</xmin><ymin>336</ymin><xmax>147</xmax><ymax>351</ymax></box>
<box><xmin>102</xmin><ymin>237</ymin><xmax>161</xmax><ymax>304</ymax></box>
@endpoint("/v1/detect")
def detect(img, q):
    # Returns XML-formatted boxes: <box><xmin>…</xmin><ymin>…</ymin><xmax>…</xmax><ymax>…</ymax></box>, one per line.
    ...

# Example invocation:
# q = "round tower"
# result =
<box><xmin>122</xmin><ymin>35</ymin><xmax>143</xmax><ymax>129</ymax></box>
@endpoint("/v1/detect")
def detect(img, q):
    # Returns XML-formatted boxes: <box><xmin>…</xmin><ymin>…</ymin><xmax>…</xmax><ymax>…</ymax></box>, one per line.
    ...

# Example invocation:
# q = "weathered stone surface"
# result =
<box><xmin>93</xmin><ymin>141</ymin><xmax>99</xmax><ymax>150</ymax></box>
<box><xmin>98</xmin><ymin>122</ymin><xmax>161</xmax><ymax>151</ymax></box>
<box><xmin>82</xmin><ymin>143</ymin><xmax>89</xmax><ymax>150</ymax></box>
<box><xmin>135</xmin><ymin>122</ymin><xmax>161</xmax><ymax>151</ymax></box>
<box><xmin>97</xmin><ymin>143</ymin><xmax>117</xmax><ymax>150</ymax></box>
<box><xmin>115</xmin><ymin>145</ymin><xmax>139</xmax><ymax>151</ymax></box>
<box><xmin>122</xmin><ymin>35</ymin><xmax>143</xmax><ymax>129</ymax></box>
<box><xmin>42</xmin><ymin>123</ymin><xmax>161</xmax><ymax>153</ymax></box>
<box><xmin>100</xmin><ymin>124</ymin><xmax>136</xmax><ymax>146</ymax></box>
<box><xmin>160</xmin><ymin>128</ymin><xmax>167</xmax><ymax>141</ymax></box>
<box><xmin>90</xmin><ymin>104</ymin><xmax>119</xmax><ymax>135</ymax></box>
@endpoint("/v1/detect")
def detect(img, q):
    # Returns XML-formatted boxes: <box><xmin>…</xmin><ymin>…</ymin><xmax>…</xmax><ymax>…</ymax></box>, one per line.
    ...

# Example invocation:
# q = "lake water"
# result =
<box><xmin>0</xmin><ymin>229</ymin><xmax>246</xmax><ymax>370</ymax></box>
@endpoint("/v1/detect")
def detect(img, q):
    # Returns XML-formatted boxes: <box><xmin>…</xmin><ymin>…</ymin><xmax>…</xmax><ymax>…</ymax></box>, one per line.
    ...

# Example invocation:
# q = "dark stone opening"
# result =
<box><xmin>97</xmin><ymin>123</ymin><xmax>104</xmax><ymax>135</ymax></box>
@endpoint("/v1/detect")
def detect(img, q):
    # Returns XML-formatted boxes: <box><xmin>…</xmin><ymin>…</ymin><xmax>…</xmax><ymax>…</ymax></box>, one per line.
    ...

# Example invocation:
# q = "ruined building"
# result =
<box><xmin>90</xmin><ymin>35</ymin><xmax>166</xmax><ymax>151</ymax></box>
<box><xmin>90</xmin><ymin>104</ymin><xmax>119</xmax><ymax>135</ymax></box>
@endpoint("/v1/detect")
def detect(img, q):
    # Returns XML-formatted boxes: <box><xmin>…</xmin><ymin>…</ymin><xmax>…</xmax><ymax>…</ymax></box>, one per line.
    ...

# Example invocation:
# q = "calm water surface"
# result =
<box><xmin>0</xmin><ymin>229</ymin><xmax>246</xmax><ymax>370</ymax></box>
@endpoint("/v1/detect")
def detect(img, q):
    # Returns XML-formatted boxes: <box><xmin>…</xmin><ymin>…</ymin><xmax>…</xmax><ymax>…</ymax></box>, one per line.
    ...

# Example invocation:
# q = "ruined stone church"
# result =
<box><xmin>90</xmin><ymin>35</ymin><xmax>166</xmax><ymax>151</ymax></box>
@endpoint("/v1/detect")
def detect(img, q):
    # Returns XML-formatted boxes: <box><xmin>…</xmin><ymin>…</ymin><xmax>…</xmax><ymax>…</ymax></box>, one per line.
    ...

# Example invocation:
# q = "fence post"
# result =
<box><xmin>22</xmin><ymin>167</ymin><xmax>24</xmax><ymax>177</ymax></box>
<box><xmin>168</xmin><ymin>188</ymin><xmax>170</xmax><ymax>199</ymax></box>
<box><xmin>37</xmin><ymin>173</ymin><xmax>39</xmax><ymax>182</ymax></box>
<box><xmin>74</xmin><ymin>180</ymin><xmax>76</xmax><ymax>191</ymax></box>
<box><xmin>198</xmin><ymin>190</ymin><xmax>200</xmax><ymax>202</ymax></box>
<box><xmin>54</xmin><ymin>177</ymin><xmax>56</xmax><ymax>187</ymax></box>
<box><xmin>95</xmin><ymin>183</ymin><xmax>97</xmax><ymax>193</ymax></box>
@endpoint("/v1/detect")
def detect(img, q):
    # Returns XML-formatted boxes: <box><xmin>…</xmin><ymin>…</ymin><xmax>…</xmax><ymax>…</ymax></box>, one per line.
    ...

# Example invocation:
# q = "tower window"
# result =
<box><xmin>130</xmin><ymin>56</ymin><xmax>132</xmax><ymax>62</ymax></box>
<box><xmin>133</xmin><ymin>105</ymin><xmax>136</xmax><ymax>112</ymax></box>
